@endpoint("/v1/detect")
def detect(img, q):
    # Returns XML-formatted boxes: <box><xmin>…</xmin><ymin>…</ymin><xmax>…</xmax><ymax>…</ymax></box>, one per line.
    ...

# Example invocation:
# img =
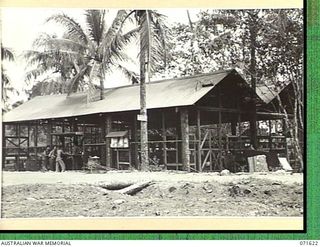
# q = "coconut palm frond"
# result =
<box><xmin>1</xmin><ymin>44</ymin><xmax>16</xmax><ymax>104</ymax></box>
<box><xmin>2</xmin><ymin>85</ymin><xmax>15</xmax><ymax>102</ymax></box>
<box><xmin>1</xmin><ymin>87</ymin><xmax>9</xmax><ymax>102</ymax></box>
<box><xmin>25</xmin><ymin>49</ymin><xmax>80</xmax><ymax>68</ymax></box>
<box><xmin>100</xmin><ymin>22</ymin><xmax>138</xmax><ymax>75</ymax></box>
<box><xmin>1</xmin><ymin>45</ymin><xmax>15</xmax><ymax>61</ymax></box>
<box><xmin>117</xmin><ymin>64</ymin><xmax>139</xmax><ymax>84</ymax></box>
<box><xmin>108</xmin><ymin>42</ymin><xmax>131</xmax><ymax>63</ymax></box>
<box><xmin>25</xmin><ymin>66</ymin><xmax>55</xmax><ymax>82</ymax></box>
<box><xmin>111</xmin><ymin>28</ymin><xmax>139</xmax><ymax>54</ymax></box>
<box><xmin>28</xmin><ymin>78</ymin><xmax>68</xmax><ymax>98</ymax></box>
<box><xmin>32</xmin><ymin>33</ymin><xmax>59</xmax><ymax>50</ymax></box>
<box><xmin>100</xmin><ymin>10</ymin><xmax>128</xmax><ymax>54</ymax></box>
<box><xmin>2</xmin><ymin>71</ymin><xmax>19</xmax><ymax>101</ymax></box>
<box><xmin>102</xmin><ymin>27</ymin><xmax>138</xmax><ymax>69</ymax></box>
<box><xmin>24</xmin><ymin>50</ymin><xmax>57</xmax><ymax>66</ymax></box>
<box><xmin>85</xmin><ymin>10</ymin><xmax>106</xmax><ymax>45</ymax></box>
<box><xmin>137</xmin><ymin>10</ymin><xmax>168</xmax><ymax>75</ymax></box>
<box><xmin>122</xmin><ymin>27</ymin><xmax>139</xmax><ymax>43</ymax></box>
<box><xmin>1</xmin><ymin>70</ymin><xmax>13</xmax><ymax>101</ymax></box>
<box><xmin>24</xmin><ymin>49</ymin><xmax>78</xmax><ymax>82</ymax></box>
<box><xmin>49</xmin><ymin>37</ymin><xmax>87</xmax><ymax>52</ymax></box>
<box><xmin>26</xmin><ymin>10</ymin><xmax>136</xmax><ymax>99</ymax></box>
<box><xmin>33</xmin><ymin>33</ymin><xmax>87</xmax><ymax>54</ymax></box>
<box><xmin>2</xmin><ymin>71</ymin><xmax>8</xmax><ymax>84</ymax></box>
<box><xmin>46</xmin><ymin>13</ymin><xmax>88</xmax><ymax>45</ymax></box>
<box><xmin>102</xmin><ymin>49</ymin><xmax>135</xmax><ymax>77</ymax></box>
<box><xmin>150</xmin><ymin>12</ymin><xmax>170</xmax><ymax>67</ymax></box>
<box><xmin>138</xmin><ymin>11</ymin><xmax>151</xmax><ymax>58</ymax></box>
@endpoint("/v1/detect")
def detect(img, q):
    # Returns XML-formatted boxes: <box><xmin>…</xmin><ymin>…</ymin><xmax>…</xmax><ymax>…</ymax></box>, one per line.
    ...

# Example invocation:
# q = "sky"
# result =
<box><xmin>1</xmin><ymin>8</ymin><xmax>201</xmax><ymax>105</ymax></box>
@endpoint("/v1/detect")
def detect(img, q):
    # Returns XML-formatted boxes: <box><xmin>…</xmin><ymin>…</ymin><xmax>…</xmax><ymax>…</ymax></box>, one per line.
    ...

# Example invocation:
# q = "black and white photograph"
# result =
<box><xmin>0</xmin><ymin>7</ymin><xmax>304</xmax><ymax>227</ymax></box>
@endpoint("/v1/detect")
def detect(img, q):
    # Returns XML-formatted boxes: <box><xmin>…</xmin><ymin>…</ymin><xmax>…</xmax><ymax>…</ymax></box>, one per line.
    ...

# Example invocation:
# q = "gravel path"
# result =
<box><xmin>1</xmin><ymin>170</ymin><xmax>303</xmax><ymax>186</ymax></box>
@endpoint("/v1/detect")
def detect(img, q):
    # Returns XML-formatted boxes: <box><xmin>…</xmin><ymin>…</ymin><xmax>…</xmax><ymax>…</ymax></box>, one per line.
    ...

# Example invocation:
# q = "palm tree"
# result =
<box><xmin>123</xmin><ymin>10</ymin><xmax>169</xmax><ymax>170</ymax></box>
<box><xmin>24</xmin><ymin>9</ymin><xmax>169</xmax><ymax>170</ymax></box>
<box><xmin>25</xmin><ymin>10</ymin><xmax>138</xmax><ymax>100</ymax></box>
<box><xmin>1</xmin><ymin>44</ymin><xmax>17</xmax><ymax>110</ymax></box>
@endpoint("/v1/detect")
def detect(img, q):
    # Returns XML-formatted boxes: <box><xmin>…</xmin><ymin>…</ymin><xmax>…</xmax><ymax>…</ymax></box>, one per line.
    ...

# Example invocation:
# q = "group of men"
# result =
<box><xmin>41</xmin><ymin>146</ymin><xmax>67</xmax><ymax>172</ymax></box>
<box><xmin>41</xmin><ymin>144</ymin><xmax>83</xmax><ymax>172</ymax></box>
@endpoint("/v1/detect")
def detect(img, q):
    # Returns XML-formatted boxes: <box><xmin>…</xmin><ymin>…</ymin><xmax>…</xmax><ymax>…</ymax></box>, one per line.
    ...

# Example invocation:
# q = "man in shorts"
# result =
<box><xmin>56</xmin><ymin>146</ymin><xmax>67</xmax><ymax>172</ymax></box>
<box><xmin>41</xmin><ymin>146</ymin><xmax>51</xmax><ymax>171</ymax></box>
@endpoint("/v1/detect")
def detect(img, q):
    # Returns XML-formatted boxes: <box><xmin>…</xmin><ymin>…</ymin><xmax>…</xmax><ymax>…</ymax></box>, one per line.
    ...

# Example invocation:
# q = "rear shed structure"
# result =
<box><xmin>2</xmin><ymin>69</ymin><xmax>293</xmax><ymax>172</ymax></box>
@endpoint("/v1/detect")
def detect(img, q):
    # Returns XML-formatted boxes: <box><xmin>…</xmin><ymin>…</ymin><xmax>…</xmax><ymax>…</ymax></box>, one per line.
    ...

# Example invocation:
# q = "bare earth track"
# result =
<box><xmin>1</xmin><ymin>171</ymin><xmax>303</xmax><ymax>218</ymax></box>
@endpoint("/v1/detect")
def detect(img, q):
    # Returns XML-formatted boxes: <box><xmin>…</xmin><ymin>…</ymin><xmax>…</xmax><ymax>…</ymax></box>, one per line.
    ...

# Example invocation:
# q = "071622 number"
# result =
<box><xmin>300</xmin><ymin>241</ymin><xmax>319</xmax><ymax>246</ymax></box>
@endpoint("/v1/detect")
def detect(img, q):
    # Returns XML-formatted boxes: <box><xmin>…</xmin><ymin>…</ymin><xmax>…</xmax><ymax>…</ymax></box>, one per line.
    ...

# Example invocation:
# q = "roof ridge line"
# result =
<box><xmin>103</xmin><ymin>69</ymin><xmax>234</xmax><ymax>91</ymax></box>
<box><xmin>24</xmin><ymin>69</ymin><xmax>235</xmax><ymax>99</ymax></box>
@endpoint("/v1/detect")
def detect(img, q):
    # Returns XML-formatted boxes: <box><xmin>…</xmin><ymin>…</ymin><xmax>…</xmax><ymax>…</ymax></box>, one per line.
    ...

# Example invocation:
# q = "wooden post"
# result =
<box><xmin>176</xmin><ymin>108</ymin><xmax>181</xmax><ymax>164</ymax></box>
<box><xmin>27</xmin><ymin>122</ymin><xmax>30</xmax><ymax>157</ymax></box>
<box><xmin>73</xmin><ymin>120</ymin><xmax>78</xmax><ymax>132</ymax></box>
<box><xmin>196</xmin><ymin>110</ymin><xmax>202</xmax><ymax>172</ymax></box>
<box><xmin>180</xmin><ymin>108</ymin><xmax>190</xmax><ymax>172</ymax></box>
<box><xmin>116</xmin><ymin>149</ymin><xmax>120</xmax><ymax>170</ymax></box>
<box><xmin>100</xmin><ymin>117</ymin><xmax>106</xmax><ymax>166</ymax></box>
<box><xmin>132</xmin><ymin>114</ymin><xmax>139</xmax><ymax>169</ymax></box>
<box><xmin>250</xmin><ymin>106</ymin><xmax>258</xmax><ymax>148</ymax></box>
<box><xmin>61</xmin><ymin>121</ymin><xmax>65</xmax><ymax>147</ymax></box>
<box><xmin>218</xmin><ymin>89</ymin><xmax>222</xmax><ymax>171</ymax></box>
<box><xmin>161</xmin><ymin>111</ymin><xmax>167</xmax><ymax>166</ymax></box>
<box><xmin>231</xmin><ymin>121</ymin><xmax>237</xmax><ymax>135</ymax></box>
<box><xmin>175</xmin><ymin>139</ymin><xmax>179</xmax><ymax>167</ymax></box>
<box><xmin>237</xmin><ymin>97</ymin><xmax>242</xmax><ymax>150</ymax></box>
<box><xmin>282</xmin><ymin>118</ymin><xmax>289</xmax><ymax>160</ymax></box>
<box><xmin>2</xmin><ymin>123</ymin><xmax>6</xmax><ymax>169</ymax></box>
<box><xmin>82</xmin><ymin>124</ymin><xmax>86</xmax><ymax>164</ymax></box>
<box><xmin>128</xmin><ymin>148</ymin><xmax>132</xmax><ymax>169</ymax></box>
<box><xmin>18</xmin><ymin>123</ymin><xmax>21</xmax><ymax>170</ymax></box>
<box><xmin>34</xmin><ymin>122</ymin><xmax>38</xmax><ymax>166</ymax></box>
<box><xmin>46</xmin><ymin>121</ymin><xmax>52</xmax><ymax>146</ymax></box>
<box><xmin>269</xmin><ymin>120</ymin><xmax>272</xmax><ymax>149</ymax></box>
<box><xmin>105</xmin><ymin>115</ymin><xmax>112</xmax><ymax>168</ymax></box>
<box><xmin>209</xmin><ymin>129</ymin><xmax>213</xmax><ymax>171</ymax></box>
<box><xmin>218</xmin><ymin>110</ymin><xmax>222</xmax><ymax>170</ymax></box>
<box><xmin>237</xmin><ymin>113</ymin><xmax>241</xmax><ymax>149</ymax></box>
<box><xmin>13</xmin><ymin>124</ymin><xmax>18</xmax><ymax>170</ymax></box>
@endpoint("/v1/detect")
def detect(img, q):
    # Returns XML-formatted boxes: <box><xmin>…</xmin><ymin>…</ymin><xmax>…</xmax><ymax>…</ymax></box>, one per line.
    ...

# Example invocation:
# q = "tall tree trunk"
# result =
<box><xmin>289</xmin><ymin>68</ymin><xmax>304</xmax><ymax>171</ymax></box>
<box><xmin>186</xmin><ymin>10</ymin><xmax>197</xmax><ymax>75</ymax></box>
<box><xmin>280</xmin><ymin>60</ymin><xmax>304</xmax><ymax>171</ymax></box>
<box><xmin>100</xmin><ymin>76</ymin><xmax>105</xmax><ymax>100</ymax></box>
<box><xmin>248</xmin><ymin>11</ymin><xmax>258</xmax><ymax>149</ymax></box>
<box><xmin>180</xmin><ymin>108</ymin><xmax>190</xmax><ymax>171</ymax></box>
<box><xmin>293</xmin><ymin>97</ymin><xmax>303</xmax><ymax>171</ymax></box>
<box><xmin>139</xmin><ymin>12</ymin><xmax>149</xmax><ymax>170</ymax></box>
<box><xmin>277</xmin><ymin>95</ymin><xmax>303</xmax><ymax>171</ymax></box>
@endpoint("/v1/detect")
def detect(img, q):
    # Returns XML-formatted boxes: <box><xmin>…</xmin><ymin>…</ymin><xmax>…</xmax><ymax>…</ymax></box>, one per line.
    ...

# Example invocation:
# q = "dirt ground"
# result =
<box><xmin>1</xmin><ymin>171</ymin><xmax>303</xmax><ymax>218</ymax></box>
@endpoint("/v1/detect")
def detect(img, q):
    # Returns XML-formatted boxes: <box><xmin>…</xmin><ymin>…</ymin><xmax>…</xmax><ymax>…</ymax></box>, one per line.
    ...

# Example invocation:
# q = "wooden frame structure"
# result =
<box><xmin>2</xmin><ymin>69</ymin><xmax>294</xmax><ymax>172</ymax></box>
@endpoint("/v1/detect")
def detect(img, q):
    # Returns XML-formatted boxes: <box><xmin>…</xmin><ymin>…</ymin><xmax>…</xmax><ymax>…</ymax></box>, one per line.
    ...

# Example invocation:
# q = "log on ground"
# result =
<box><xmin>117</xmin><ymin>181</ymin><xmax>153</xmax><ymax>195</ymax></box>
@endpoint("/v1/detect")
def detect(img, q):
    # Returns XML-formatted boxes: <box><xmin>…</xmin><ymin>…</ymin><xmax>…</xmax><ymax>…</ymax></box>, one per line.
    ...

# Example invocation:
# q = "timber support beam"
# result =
<box><xmin>105</xmin><ymin>115</ymin><xmax>112</xmax><ymax>168</ymax></box>
<box><xmin>180</xmin><ymin>108</ymin><xmax>190</xmax><ymax>172</ymax></box>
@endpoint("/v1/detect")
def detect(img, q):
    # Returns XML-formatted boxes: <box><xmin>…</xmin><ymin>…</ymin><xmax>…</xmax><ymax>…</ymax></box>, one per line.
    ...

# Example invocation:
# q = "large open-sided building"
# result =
<box><xmin>2</xmin><ymin>69</ymin><xmax>296</xmax><ymax>172</ymax></box>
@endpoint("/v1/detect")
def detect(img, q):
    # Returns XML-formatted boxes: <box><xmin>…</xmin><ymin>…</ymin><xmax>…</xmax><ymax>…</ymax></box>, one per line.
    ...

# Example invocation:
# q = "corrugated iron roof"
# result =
<box><xmin>2</xmin><ymin>69</ymin><xmax>244</xmax><ymax>123</ymax></box>
<box><xmin>256</xmin><ymin>81</ymin><xmax>291</xmax><ymax>104</ymax></box>
<box><xmin>106</xmin><ymin>131</ymin><xmax>128</xmax><ymax>138</ymax></box>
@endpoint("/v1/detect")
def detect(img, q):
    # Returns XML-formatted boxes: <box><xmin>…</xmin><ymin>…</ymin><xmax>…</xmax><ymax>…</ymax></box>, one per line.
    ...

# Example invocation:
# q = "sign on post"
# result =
<box><xmin>137</xmin><ymin>114</ymin><xmax>147</xmax><ymax>122</ymax></box>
